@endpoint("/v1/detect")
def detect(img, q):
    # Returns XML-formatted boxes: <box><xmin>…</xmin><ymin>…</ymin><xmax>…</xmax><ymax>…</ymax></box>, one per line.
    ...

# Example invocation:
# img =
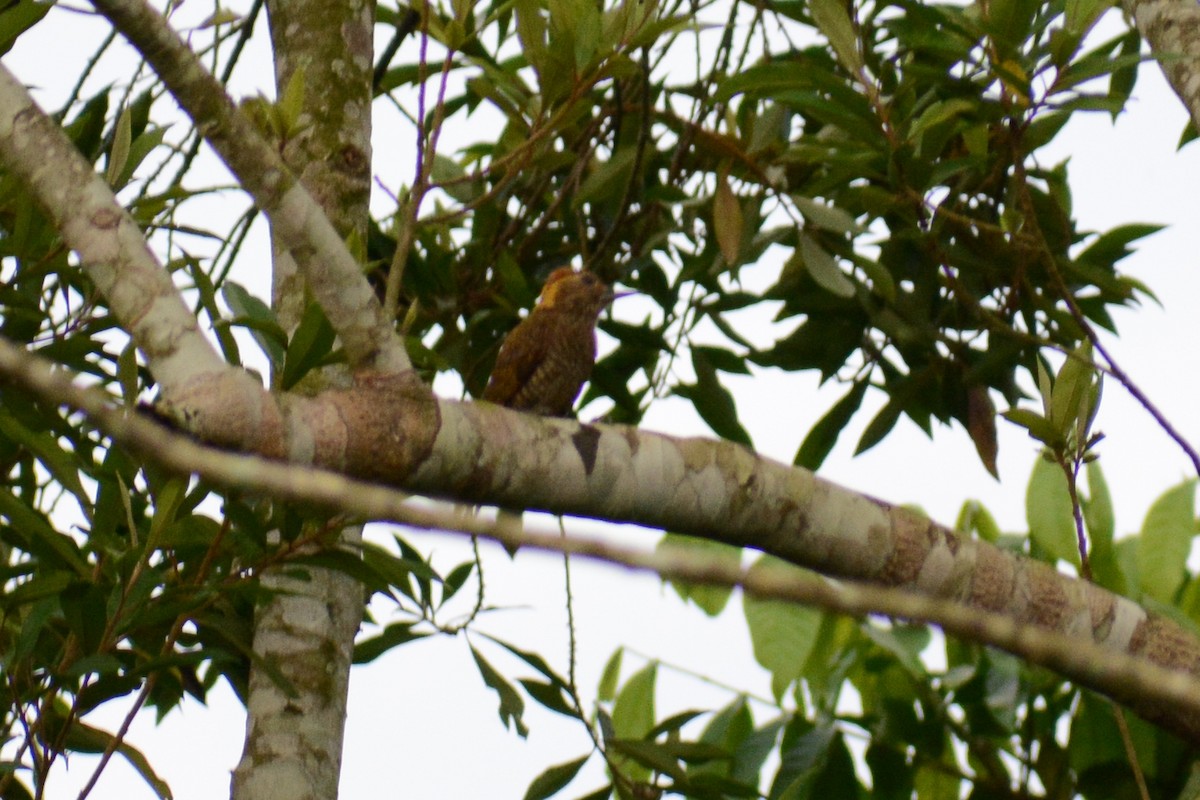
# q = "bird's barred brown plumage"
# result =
<box><xmin>483</xmin><ymin>268</ymin><xmax>613</xmax><ymax>417</ymax></box>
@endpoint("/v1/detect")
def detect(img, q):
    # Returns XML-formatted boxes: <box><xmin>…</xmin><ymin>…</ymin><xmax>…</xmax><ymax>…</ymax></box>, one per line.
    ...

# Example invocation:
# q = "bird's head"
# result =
<box><xmin>537</xmin><ymin>267</ymin><xmax>614</xmax><ymax>318</ymax></box>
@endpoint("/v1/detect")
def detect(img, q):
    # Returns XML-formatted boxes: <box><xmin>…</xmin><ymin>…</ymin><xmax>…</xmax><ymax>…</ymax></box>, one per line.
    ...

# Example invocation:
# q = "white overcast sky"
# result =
<box><xmin>7</xmin><ymin>3</ymin><xmax>1200</xmax><ymax>798</ymax></box>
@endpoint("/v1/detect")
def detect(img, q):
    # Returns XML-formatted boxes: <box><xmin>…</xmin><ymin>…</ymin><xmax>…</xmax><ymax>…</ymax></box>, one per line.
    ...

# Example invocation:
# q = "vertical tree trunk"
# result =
<box><xmin>231</xmin><ymin>0</ymin><xmax>376</xmax><ymax>796</ymax></box>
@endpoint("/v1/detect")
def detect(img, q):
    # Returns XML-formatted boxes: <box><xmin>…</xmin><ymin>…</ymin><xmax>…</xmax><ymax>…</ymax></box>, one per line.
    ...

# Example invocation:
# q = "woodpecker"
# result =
<box><xmin>483</xmin><ymin>267</ymin><xmax>613</xmax><ymax>417</ymax></box>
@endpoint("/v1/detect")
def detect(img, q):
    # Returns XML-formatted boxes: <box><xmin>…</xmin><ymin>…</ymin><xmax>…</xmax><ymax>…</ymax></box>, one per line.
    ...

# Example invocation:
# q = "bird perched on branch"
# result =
<box><xmin>483</xmin><ymin>267</ymin><xmax>614</xmax><ymax>417</ymax></box>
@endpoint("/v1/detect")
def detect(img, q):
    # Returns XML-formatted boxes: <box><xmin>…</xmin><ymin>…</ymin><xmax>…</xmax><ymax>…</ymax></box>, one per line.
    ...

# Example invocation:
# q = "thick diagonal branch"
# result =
<box><xmin>86</xmin><ymin>0</ymin><xmax>407</xmax><ymax>374</ymax></box>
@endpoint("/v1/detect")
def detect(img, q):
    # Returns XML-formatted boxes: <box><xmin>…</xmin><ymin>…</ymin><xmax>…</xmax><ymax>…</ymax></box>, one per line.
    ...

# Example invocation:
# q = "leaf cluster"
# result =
<box><xmin>367</xmin><ymin>0</ymin><xmax>1154</xmax><ymax>474</ymax></box>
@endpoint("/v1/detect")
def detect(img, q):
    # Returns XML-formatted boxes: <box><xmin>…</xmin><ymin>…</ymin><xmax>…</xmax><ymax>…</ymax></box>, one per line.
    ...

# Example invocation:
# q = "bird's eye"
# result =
<box><xmin>581</xmin><ymin>273</ymin><xmax>596</xmax><ymax>285</ymax></box>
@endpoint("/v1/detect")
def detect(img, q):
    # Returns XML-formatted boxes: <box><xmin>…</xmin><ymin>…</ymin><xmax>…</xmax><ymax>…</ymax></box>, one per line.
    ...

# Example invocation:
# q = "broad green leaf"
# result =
<box><xmin>863</xmin><ymin>624</ymin><xmax>930</xmax><ymax>678</ymax></box>
<box><xmin>222</xmin><ymin>282</ymin><xmax>286</xmax><ymax>366</ymax></box>
<box><xmin>281</xmin><ymin>300</ymin><xmax>337</xmax><ymax>389</ymax></box>
<box><xmin>796</xmin><ymin>233</ymin><xmax>853</xmax><ymax>298</ymax></box>
<box><xmin>470</xmin><ymin>644</ymin><xmax>529</xmax><ymax>737</ymax></box>
<box><xmin>682</xmin><ymin>349</ymin><xmax>752</xmax><ymax>446</ymax></box>
<box><xmin>743</xmin><ymin>557</ymin><xmax>822</xmax><ymax>702</ymax></box>
<box><xmin>1025</xmin><ymin>457</ymin><xmax>1079</xmax><ymax>566</ymax></box>
<box><xmin>611</xmin><ymin>660</ymin><xmax>656</xmax><ymax>740</ymax></box>
<box><xmin>352</xmin><ymin>622</ymin><xmax>428</xmax><ymax>663</ymax></box>
<box><xmin>574</xmin><ymin>148</ymin><xmax>637</xmax><ymax>208</ymax></box>
<box><xmin>794</xmin><ymin>379</ymin><xmax>867</xmax><ymax>470</ymax></box>
<box><xmin>809</xmin><ymin>0</ymin><xmax>862</xmax><ymax>72</ymax></box>
<box><xmin>1137</xmin><ymin>479</ymin><xmax>1196</xmax><ymax>603</ymax></box>
<box><xmin>855</xmin><ymin>397</ymin><xmax>902</xmax><ymax>456</ymax></box>
<box><xmin>59</xmin><ymin>718</ymin><xmax>173</xmax><ymax>799</ymax></box>
<box><xmin>0</xmin><ymin>489</ymin><xmax>89</xmax><ymax>575</ymax></box>
<box><xmin>908</xmin><ymin>98</ymin><xmax>976</xmax><ymax>143</ymax></box>
<box><xmin>768</xmin><ymin>724</ymin><xmax>835</xmax><ymax>798</ymax></box>
<box><xmin>598</xmin><ymin>647</ymin><xmax>623</xmax><ymax>702</ymax></box>
<box><xmin>105</xmin><ymin>106</ymin><xmax>133</xmax><ymax>188</ymax></box>
<box><xmin>1065</xmin><ymin>0</ymin><xmax>1111</xmax><ymax>36</ymax></box>
<box><xmin>656</xmin><ymin>533</ymin><xmax>742</xmax><ymax>616</ymax></box>
<box><xmin>523</xmin><ymin>755</ymin><xmax>589</xmax><ymax>800</ymax></box>
<box><xmin>955</xmin><ymin>500</ymin><xmax>1001</xmax><ymax>543</ymax></box>
<box><xmin>1049</xmin><ymin>346</ymin><xmax>1095</xmax><ymax>435</ymax></box>
<box><xmin>1083</xmin><ymin>460</ymin><xmax>1114</xmax><ymax>550</ymax></box>
<box><xmin>519</xmin><ymin>678</ymin><xmax>575</xmax><ymax>717</ymax></box>
<box><xmin>278</xmin><ymin>64</ymin><xmax>307</xmax><ymax>138</ymax></box>
<box><xmin>791</xmin><ymin>195</ymin><xmax>863</xmax><ymax>234</ymax></box>
<box><xmin>0</xmin><ymin>0</ymin><xmax>50</xmax><ymax>55</ymax></box>
<box><xmin>1002</xmin><ymin>407</ymin><xmax>1060</xmax><ymax>447</ymax></box>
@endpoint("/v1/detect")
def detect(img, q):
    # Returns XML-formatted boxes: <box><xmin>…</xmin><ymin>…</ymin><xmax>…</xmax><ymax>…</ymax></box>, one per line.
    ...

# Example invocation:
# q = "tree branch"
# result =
<box><xmin>2</xmin><ymin>335</ymin><xmax>1200</xmax><ymax>743</ymax></box>
<box><xmin>84</xmin><ymin>0</ymin><xmax>408</xmax><ymax>375</ymax></box>
<box><xmin>0</xmin><ymin>63</ymin><xmax>265</xmax><ymax>437</ymax></box>
<box><xmin>1126</xmin><ymin>0</ymin><xmax>1200</xmax><ymax>131</ymax></box>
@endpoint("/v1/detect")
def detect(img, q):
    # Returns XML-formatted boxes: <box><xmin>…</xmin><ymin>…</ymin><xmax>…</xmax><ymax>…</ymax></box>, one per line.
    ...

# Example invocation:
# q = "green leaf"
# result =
<box><xmin>795</xmin><ymin>380</ymin><xmax>867</xmax><ymax>470</ymax></box>
<box><xmin>656</xmin><ymin>533</ymin><xmax>741</xmax><ymax>616</ymax></box>
<box><xmin>278</xmin><ymin>64</ymin><xmax>308</xmax><ymax>138</ymax></box>
<box><xmin>1074</xmin><ymin>223</ymin><xmax>1163</xmax><ymax>267</ymax></box>
<box><xmin>519</xmin><ymin>679</ymin><xmax>575</xmax><ymax>717</ymax></box>
<box><xmin>0</xmin><ymin>409</ymin><xmax>90</xmax><ymax>516</ymax></box>
<box><xmin>523</xmin><ymin>755</ymin><xmax>590</xmax><ymax>800</ymax></box>
<box><xmin>60</xmin><ymin>718</ymin><xmax>173</xmax><ymax>799</ymax></box>
<box><xmin>353</xmin><ymin>622</ymin><xmax>428</xmax><ymax>663</ymax></box>
<box><xmin>60</xmin><ymin>581</ymin><xmax>108</xmax><ymax>655</ymax></box>
<box><xmin>470</xmin><ymin>644</ymin><xmax>529</xmax><ymax>737</ymax></box>
<box><xmin>611</xmin><ymin>660</ymin><xmax>656</xmax><ymax>740</ymax></box>
<box><xmin>607</xmin><ymin>739</ymin><xmax>685</xmax><ymax>780</ymax></box>
<box><xmin>105</xmin><ymin>104</ymin><xmax>132</xmax><ymax>188</ymax></box>
<box><xmin>955</xmin><ymin>500</ymin><xmax>1001</xmax><ymax>543</ymax></box>
<box><xmin>0</xmin><ymin>0</ymin><xmax>51</xmax><ymax>55</ymax></box>
<box><xmin>1025</xmin><ymin>457</ymin><xmax>1079</xmax><ymax>566</ymax></box>
<box><xmin>1049</xmin><ymin>345</ymin><xmax>1096</xmax><ymax>437</ymax></box>
<box><xmin>809</xmin><ymin>0</ymin><xmax>862</xmax><ymax>72</ymax></box>
<box><xmin>222</xmin><ymin>282</ymin><xmax>286</xmax><ymax>366</ymax></box>
<box><xmin>110</xmin><ymin>126</ymin><xmax>166</xmax><ymax>191</ymax></box>
<box><xmin>795</xmin><ymin>233</ymin><xmax>854</xmax><ymax>298</ymax></box>
<box><xmin>574</xmin><ymin>148</ymin><xmax>637</xmax><ymax>208</ymax></box>
<box><xmin>743</xmin><ymin>557</ymin><xmax>822</xmax><ymax>702</ymax></box>
<box><xmin>281</xmin><ymin>300</ymin><xmax>337</xmax><ymax>389</ymax></box>
<box><xmin>679</xmin><ymin>349</ymin><xmax>752</xmax><ymax>446</ymax></box>
<box><xmin>1002</xmin><ymin>407</ymin><xmax>1061</xmax><ymax>448</ymax></box>
<box><xmin>0</xmin><ymin>489</ymin><xmax>89</xmax><ymax>575</ymax></box>
<box><xmin>907</xmin><ymin>98</ymin><xmax>976</xmax><ymax>144</ymax></box>
<box><xmin>1065</xmin><ymin>0</ymin><xmax>1111</xmax><ymax>37</ymax></box>
<box><xmin>855</xmin><ymin>397</ymin><xmax>902</xmax><ymax>456</ymax></box>
<box><xmin>480</xmin><ymin>633</ymin><xmax>571</xmax><ymax>687</ymax></box>
<box><xmin>598</xmin><ymin>647</ymin><xmax>623</xmax><ymax>702</ymax></box>
<box><xmin>791</xmin><ymin>195</ymin><xmax>863</xmax><ymax>235</ymax></box>
<box><xmin>1083</xmin><ymin>460</ymin><xmax>1114</xmax><ymax>550</ymax></box>
<box><xmin>1137</xmin><ymin>479</ymin><xmax>1196</xmax><ymax>603</ymax></box>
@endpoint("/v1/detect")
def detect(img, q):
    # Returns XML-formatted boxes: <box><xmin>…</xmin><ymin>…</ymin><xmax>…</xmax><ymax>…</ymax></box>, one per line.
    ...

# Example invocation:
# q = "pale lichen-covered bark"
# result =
<box><xmin>1126</xmin><ymin>0</ymin><xmax>1200</xmax><ymax>130</ymax></box>
<box><xmin>230</xmin><ymin>0</ymin><xmax>378</xmax><ymax>795</ymax></box>
<box><xmin>0</xmin><ymin>63</ymin><xmax>266</xmax><ymax>437</ymax></box>
<box><xmin>88</xmin><ymin>0</ymin><xmax>406</xmax><ymax>375</ymax></box>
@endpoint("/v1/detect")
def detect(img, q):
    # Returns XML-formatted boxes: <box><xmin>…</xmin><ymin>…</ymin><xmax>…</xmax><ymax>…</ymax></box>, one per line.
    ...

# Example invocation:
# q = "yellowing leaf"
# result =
<box><xmin>967</xmin><ymin>384</ymin><xmax>998</xmax><ymax>478</ymax></box>
<box><xmin>713</xmin><ymin>175</ymin><xmax>743</xmax><ymax>266</ymax></box>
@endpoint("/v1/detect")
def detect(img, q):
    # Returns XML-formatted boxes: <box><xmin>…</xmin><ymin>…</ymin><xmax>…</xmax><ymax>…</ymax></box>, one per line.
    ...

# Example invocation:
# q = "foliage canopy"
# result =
<box><xmin>0</xmin><ymin>0</ymin><xmax>1194</xmax><ymax>796</ymax></box>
